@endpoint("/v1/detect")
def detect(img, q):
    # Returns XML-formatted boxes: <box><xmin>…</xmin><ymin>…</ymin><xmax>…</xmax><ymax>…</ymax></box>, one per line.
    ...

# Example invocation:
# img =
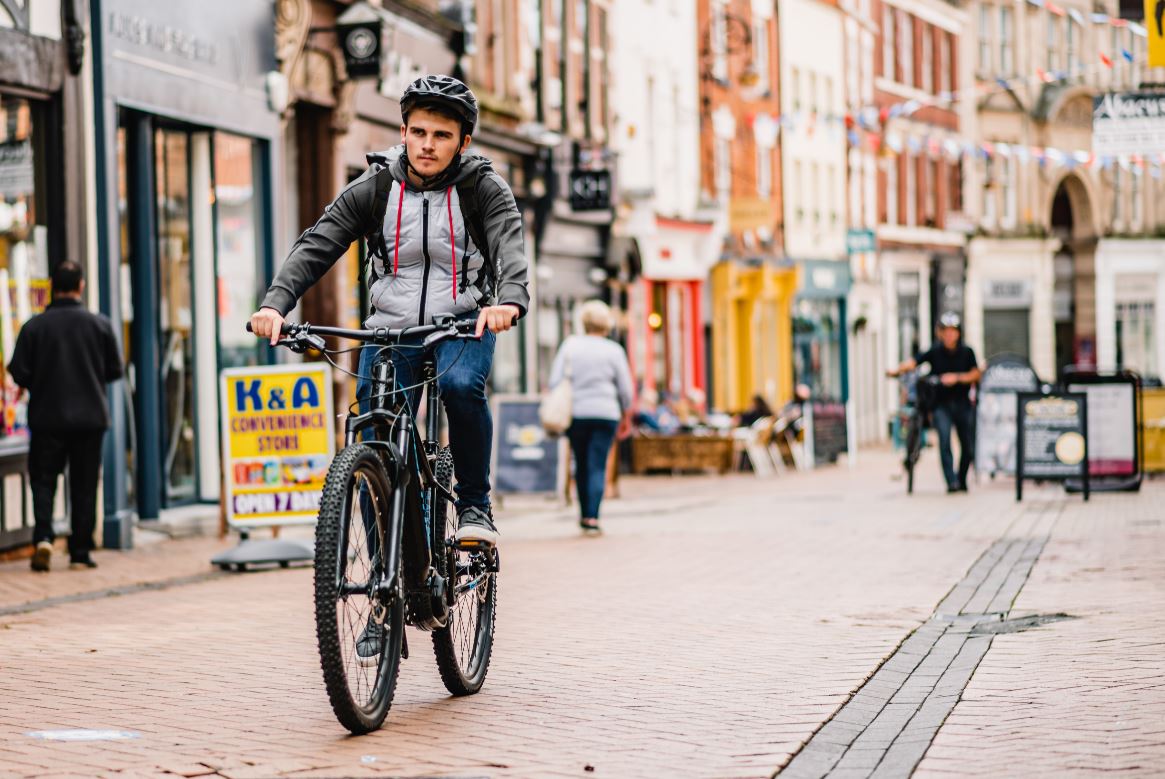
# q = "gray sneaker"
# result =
<box><xmin>355</xmin><ymin>618</ymin><xmax>384</xmax><ymax>667</ymax></box>
<box><xmin>454</xmin><ymin>506</ymin><xmax>499</xmax><ymax>548</ymax></box>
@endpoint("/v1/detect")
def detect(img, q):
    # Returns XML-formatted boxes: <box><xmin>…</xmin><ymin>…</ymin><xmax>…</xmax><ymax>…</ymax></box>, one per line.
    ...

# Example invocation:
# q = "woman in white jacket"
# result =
<box><xmin>548</xmin><ymin>300</ymin><xmax>634</xmax><ymax>533</ymax></box>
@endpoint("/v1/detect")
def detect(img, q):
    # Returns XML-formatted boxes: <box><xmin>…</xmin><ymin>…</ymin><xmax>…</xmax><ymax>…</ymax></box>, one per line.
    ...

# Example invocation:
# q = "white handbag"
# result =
<box><xmin>539</xmin><ymin>354</ymin><xmax>573</xmax><ymax>435</ymax></box>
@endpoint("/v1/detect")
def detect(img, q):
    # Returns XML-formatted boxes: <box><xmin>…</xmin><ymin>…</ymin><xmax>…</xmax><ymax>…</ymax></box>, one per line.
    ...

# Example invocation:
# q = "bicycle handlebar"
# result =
<box><xmin>246</xmin><ymin>317</ymin><xmax>480</xmax><ymax>353</ymax></box>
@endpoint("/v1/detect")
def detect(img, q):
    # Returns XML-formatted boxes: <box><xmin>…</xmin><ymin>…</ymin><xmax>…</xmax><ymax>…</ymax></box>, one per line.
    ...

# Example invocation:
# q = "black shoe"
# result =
<box><xmin>455</xmin><ymin>506</ymin><xmax>499</xmax><ymax>547</ymax></box>
<box><xmin>580</xmin><ymin>518</ymin><xmax>601</xmax><ymax>535</ymax></box>
<box><xmin>68</xmin><ymin>556</ymin><xmax>97</xmax><ymax>570</ymax></box>
<box><xmin>355</xmin><ymin>618</ymin><xmax>384</xmax><ymax>667</ymax></box>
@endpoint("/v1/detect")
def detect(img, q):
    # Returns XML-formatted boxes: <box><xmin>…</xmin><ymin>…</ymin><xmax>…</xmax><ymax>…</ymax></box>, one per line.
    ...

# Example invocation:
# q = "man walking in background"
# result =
<box><xmin>8</xmin><ymin>262</ymin><xmax>124</xmax><ymax>571</ymax></box>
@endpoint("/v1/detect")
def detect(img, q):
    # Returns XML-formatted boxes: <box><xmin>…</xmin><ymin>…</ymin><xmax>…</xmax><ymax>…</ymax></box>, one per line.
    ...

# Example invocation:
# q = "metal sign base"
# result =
<box><xmin>210</xmin><ymin>538</ymin><xmax>314</xmax><ymax>572</ymax></box>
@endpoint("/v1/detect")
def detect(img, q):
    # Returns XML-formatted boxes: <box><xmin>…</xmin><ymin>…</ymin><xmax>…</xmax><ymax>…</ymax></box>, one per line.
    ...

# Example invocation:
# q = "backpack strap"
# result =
<box><xmin>456</xmin><ymin>171</ymin><xmax>492</xmax><ymax>297</ymax></box>
<box><xmin>366</xmin><ymin>166</ymin><xmax>395</xmax><ymax>281</ymax></box>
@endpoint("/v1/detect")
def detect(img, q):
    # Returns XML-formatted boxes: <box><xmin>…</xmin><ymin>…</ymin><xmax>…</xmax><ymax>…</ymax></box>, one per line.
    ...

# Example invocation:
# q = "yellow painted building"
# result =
<box><xmin>711</xmin><ymin>261</ymin><xmax>799</xmax><ymax>413</ymax></box>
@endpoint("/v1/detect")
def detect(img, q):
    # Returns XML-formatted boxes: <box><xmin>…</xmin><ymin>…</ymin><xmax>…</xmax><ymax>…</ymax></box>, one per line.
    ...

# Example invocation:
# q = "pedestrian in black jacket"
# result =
<box><xmin>8</xmin><ymin>262</ymin><xmax>123</xmax><ymax>571</ymax></box>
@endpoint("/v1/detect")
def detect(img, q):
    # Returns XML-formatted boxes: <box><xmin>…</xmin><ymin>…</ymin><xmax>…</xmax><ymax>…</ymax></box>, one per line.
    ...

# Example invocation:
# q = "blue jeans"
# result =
<box><xmin>566</xmin><ymin>418</ymin><xmax>619</xmax><ymax>520</ymax></box>
<box><xmin>932</xmin><ymin>401</ymin><xmax>975</xmax><ymax>489</ymax></box>
<box><xmin>355</xmin><ymin>328</ymin><xmax>496</xmax><ymax>512</ymax></box>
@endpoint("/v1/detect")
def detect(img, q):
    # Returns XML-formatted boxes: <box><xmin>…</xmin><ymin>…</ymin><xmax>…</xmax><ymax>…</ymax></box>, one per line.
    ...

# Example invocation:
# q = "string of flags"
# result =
<box><xmin>738</xmin><ymin>20</ymin><xmax>1162</xmax><ymax>179</ymax></box>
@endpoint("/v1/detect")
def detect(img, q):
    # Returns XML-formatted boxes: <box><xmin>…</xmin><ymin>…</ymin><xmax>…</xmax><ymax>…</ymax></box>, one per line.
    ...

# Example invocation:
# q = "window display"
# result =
<box><xmin>0</xmin><ymin>95</ymin><xmax>51</xmax><ymax>438</ymax></box>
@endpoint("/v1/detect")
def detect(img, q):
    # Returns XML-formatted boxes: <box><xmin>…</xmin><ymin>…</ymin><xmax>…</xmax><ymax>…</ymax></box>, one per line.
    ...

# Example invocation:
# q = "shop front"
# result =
<box><xmin>624</xmin><ymin>217</ymin><xmax>716</xmax><ymax>403</ymax></box>
<box><xmin>965</xmin><ymin>238</ymin><xmax>1058</xmax><ymax>382</ymax></box>
<box><xmin>710</xmin><ymin>260</ymin><xmax>798</xmax><ymax>414</ymax></box>
<box><xmin>94</xmin><ymin>0</ymin><xmax>282</xmax><ymax>542</ymax></box>
<box><xmin>793</xmin><ymin>259</ymin><xmax>852</xmax><ymax>404</ymax></box>
<box><xmin>0</xmin><ymin>3</ymin><xmax>89</xmax><ymax>551</ymax></box>
<box><xmin>1095</xmin><ymin>240</ymin><xmax>1165</xmax><ymax>383</ymax></box>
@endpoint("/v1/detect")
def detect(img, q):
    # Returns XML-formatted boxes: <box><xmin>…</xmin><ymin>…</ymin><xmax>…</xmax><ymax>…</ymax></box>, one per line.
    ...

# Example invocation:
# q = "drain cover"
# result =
<box><xmin>971</xmin><ymin>613</ymin><xmax>1076</xmax><ymax>635</ymax></box>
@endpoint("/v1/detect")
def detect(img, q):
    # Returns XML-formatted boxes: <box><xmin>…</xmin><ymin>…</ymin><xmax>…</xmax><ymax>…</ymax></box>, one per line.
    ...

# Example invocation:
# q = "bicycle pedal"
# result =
<box><xmin>454</xmin><ymin>538</ymin><xmax>493</xmax><ymax>551</ymax></box>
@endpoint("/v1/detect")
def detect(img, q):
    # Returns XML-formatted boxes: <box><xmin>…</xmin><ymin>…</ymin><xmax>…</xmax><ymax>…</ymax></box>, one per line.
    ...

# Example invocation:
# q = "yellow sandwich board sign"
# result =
<box><xmin>1146</xmin><ymin>0</ymin><xmax>1165</xmax><ymax>67</ymax></box>
<box><xmin>220</xmin><ymin>363</ymin><xmax>334</xmax><ymax>529</ymax></box>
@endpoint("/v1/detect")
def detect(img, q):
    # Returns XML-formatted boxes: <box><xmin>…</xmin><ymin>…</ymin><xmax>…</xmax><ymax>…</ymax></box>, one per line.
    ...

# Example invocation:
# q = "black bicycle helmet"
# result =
<box><xmin>400</xmin><ymin>75</ymin><xmax>478</xmax><ymax>134</ymax></box>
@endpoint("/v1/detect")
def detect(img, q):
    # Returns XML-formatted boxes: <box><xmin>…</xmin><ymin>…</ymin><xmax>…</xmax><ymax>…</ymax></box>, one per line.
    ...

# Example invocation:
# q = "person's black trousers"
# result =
<box><xmin>29</xmin><ymin>429</ymin><xmax>105</xmax><ymax>561</ymax></box>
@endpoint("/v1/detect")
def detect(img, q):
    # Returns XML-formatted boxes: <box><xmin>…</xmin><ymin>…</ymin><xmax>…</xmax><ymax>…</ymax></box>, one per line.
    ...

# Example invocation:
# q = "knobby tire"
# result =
<box><xmin>430</xmin><ymin>446</ymin><xmax>497</xmax><ymax>695</ymax></box>
<box><xmin>314</xmin><ymin>444</ymin><xmax>404</xmax><ymax>734</ymax></box>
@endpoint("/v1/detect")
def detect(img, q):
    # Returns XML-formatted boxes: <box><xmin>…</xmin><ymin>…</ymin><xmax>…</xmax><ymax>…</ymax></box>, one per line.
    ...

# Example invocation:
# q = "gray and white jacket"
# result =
<box><xmin>262</xmin><ymin>146</ymin><xmax>530</xmax><ymax>330</ymax></box>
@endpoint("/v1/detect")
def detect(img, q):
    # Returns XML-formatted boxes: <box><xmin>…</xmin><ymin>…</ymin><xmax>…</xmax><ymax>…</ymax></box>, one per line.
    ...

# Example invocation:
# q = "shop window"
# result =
<box><xmin>214</xmin><ymin>132</ymin><xmax>267</xmax><ymax>369</ymax></box>
<box><xmin>0</xmin><ymin>94</ymin><xmax>52</xmax><ymax>437</ymax></box>
<box><xmin>983</xmin><ymin>308</ymin><xmax>1030</xmax><ymax>360</ymax></box>
<box><xmin>896</xmin><ymin>272</ymin><xmax>921</xmax><ymax>363</ymax></box>
<box><xmin>1116</xmin><ymin>300</ymin><xmax>1157</xmax><ymax>377</ymax></box>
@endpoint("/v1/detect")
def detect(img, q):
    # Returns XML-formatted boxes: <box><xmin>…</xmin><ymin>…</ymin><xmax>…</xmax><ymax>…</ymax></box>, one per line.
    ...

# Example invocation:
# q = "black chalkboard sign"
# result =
<box><xmin>810</xmin><ymin>401</ymin><xmax>848</xmax><ymax>465</ymax></box>
<box><xmin>491</xmin><ymin>395</ymin><xmax>564</xmax><ymax>495</ymax></box>
<box><xmin>1016</xmin><ymin>392</ymin><xmax>1089</xmax><ymax>501</ymax></box>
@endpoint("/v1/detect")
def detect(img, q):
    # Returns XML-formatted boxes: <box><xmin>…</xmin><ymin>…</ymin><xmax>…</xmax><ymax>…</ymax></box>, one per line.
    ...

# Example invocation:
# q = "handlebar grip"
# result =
<box><xmin>245</xmin><ymin>322</ymin><xmax>295</xmax><ymax>335</ymax></box>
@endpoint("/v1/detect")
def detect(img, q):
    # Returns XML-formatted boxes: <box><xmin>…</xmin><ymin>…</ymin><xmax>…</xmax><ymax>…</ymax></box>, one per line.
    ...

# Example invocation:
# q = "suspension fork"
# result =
<box><xmin>381</xmin><ymin>406</ymin><xmax>411</xmax><ymax>598</ymax></box>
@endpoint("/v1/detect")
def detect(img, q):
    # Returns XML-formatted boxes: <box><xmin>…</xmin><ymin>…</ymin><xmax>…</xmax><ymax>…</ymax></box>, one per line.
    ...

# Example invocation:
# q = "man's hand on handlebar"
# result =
<box><xmin>250</xmin><ymin>307</ymin><xmax>286</xmax><ymax>346</ymax></box>
<box><xmin>475</xmin><ymin>304</ymin><xmax>521</xmax><ymax>338</ymax></box>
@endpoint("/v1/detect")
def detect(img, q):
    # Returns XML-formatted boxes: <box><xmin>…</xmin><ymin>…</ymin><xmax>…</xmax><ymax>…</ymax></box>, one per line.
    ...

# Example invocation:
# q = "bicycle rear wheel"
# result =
<box><xmin>314</xmin><ymin>444</ymin><xmax>404</xmax><ymax>734</ymax></box>
<box><xmin>430</xmin><ymin>447</ymin><xmax>497</xmax><ymax>695</ymax></box>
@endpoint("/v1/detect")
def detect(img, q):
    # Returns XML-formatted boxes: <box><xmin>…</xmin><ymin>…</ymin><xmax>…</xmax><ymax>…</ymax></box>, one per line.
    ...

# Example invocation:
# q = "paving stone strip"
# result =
<box><xmin>0</xmin><ymin>571</ymin><xmax>230</xmax><ymax>617</ymax></box>
<box><xmin>776</xmin><ymin>500</ymin><xmax>1064</xmax><ymax>779</ymax></box>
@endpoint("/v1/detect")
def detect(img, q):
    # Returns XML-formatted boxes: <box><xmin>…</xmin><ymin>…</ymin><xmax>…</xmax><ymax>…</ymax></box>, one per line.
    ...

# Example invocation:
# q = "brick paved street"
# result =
<box><xmin>1</xmin><ymin>451</ymin><xmax>1162</xmax><ymax>778</ymax></box>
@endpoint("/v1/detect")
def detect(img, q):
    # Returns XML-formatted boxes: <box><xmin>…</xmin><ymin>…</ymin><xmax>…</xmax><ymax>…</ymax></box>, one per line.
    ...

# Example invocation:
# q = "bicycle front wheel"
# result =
<box><xmin>430</xmin><ymin>447</ymin><xmax>497</xmax><ymax>695</ymax></box>
<box><xmin>905</xmin><ymin>415</ymin><xmax>921</xmax><ymax>495</ymax></box>
<box><xmin>314</xmin><ymin>444</ymin><xmax>404</xmax><ymax>734</ymax></box>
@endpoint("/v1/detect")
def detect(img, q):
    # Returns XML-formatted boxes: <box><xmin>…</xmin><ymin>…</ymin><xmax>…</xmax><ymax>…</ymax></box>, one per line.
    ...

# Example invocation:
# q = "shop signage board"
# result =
<box><xmin>845</xmin><ymin>228</ymin><xmax>876</xmax><ymax>255</ymax></box>
<box><xmin>1092</xmin><ymin>92</ymin><xmax>1165</xmax><ymax>156</ymax></box>
<box><xmin>492</xmin><ymin>395</ymin><xmax>564</xmax><ymax>495</ymax></box>
<box><xmin>220</xmin><ymin>363</ymin><xmax>335</xmax><ymax>529</ymax></box>
<box><xmin>1063</xmin><ymin>370</ymin><xmax>1143</xmax><ymax>492</ymax></box>
<box><xmin>729</xmin><ymin>197</ymin><xmax>772</xmax><ymax>232</ymax></box>
<box><xmin>975</xmin><ymin>354</ymin><xmax>1040</xmax><ymax>478</ymax></box>
<box><xmin>569</xmin><ymin>169</ymin><xmax>611</xmax><ymax>211</ymax></box>
<box><xmin>1016</xmin><ymin>392</ymin><xmax>1089</xmax><ymax>501</ymax></box>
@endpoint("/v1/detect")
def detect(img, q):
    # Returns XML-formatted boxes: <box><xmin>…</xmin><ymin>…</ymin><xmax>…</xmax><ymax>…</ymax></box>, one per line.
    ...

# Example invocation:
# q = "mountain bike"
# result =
<box><xmin>899</xmin><ymin>373</ymin><xmax>941</xmax><ymax>494</ymax></box>
<box><xmin>255</xmin><ymin>315</ymin><xmax>498</xmax><ymax>734</ymax></box>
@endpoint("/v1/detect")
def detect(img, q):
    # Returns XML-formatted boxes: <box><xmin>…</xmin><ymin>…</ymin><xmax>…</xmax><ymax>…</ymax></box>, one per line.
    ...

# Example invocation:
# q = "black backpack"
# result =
<box><xmin>364</xmin><ymin>166</ymin><xmax>492</xmax><ymax>298</ymax></box>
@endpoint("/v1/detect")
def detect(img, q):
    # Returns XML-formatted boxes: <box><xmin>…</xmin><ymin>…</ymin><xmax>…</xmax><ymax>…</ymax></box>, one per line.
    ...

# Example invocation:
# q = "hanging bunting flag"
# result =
<box><xmin>980</xmin><ymin>142</ymin><xmax>995</xmax><ymax>158</ymax></box>
<box><xmin>1046</xmin><ymin>2</ymin><xmax>1066</xmax><ymax>16</ymax></box>
<box><xmin>995</xmin><ymin>78</ymin><xmax>1011</xmax><ymax>90</ymax></box>
<box><xmin>1129</xmin><ymin>22</ymin><xmax>1147</xmax><ymax>37</ymax></box>
<box><xmin>943</xmin><ymin>138</ymin><xmax>962</xmax><ymax>159</ymax></box>
<box><xmin>867</xmin><ymin>133</ymin><xmax>882</xmax><ymax>153</ymax></box>
<box><xmin>1122</xmin><ymin>48</ymin><xmax>1135</xmax><ymax>62</ymax></box>
<box><xmin>1091</xmin><ymin>13</ymin><xmax>1110</xmax><ymax>24</ymax></box>
<box><xmin>1100</xmin><ymin>53</ymin><xmax>1113</xmax><ymax>68</ymax></box>
<box><xmin>996</xmin><ymin>143</ymin><xmax>1012</xmax><ymax>158</ymax></box>
<box><xmin>1118</xmin><ymin>155</ymin><xmax>1131</xmax><ymax>171</ymax></box>
<box><xmin>901</xmin><ymin>100</ymin><xmax>922</xmax><ymax>116</ymax></box>
<box><xmin>1068</xmin><ymin>8</ymin><xmax>1084</xmax><ymax>24</ymax></box>
<box><xmin>927</xmin><ymin>137</ymin><xmax>942</xmax><ymax>158</ymax></box>
<box><xmin>886</xmin><ymin>132</ymin><xmax>904</xmax><ymax>153</ymax></box>
<box><xmin>1027</xmin><ymin>0</ymin><xmax>1045</xmax><ymax>6</ymax></box>
<box><xmin>1073</xmin><ymin>151</ymin><xmax>1092</xmax><ymax>166</ymax></box>
<box><xmin>907</xmin><ymin>135</ymin><xmax>923</xmax><ymax>154</ymax></box>
<box><xmin>847</xmin><ymin>130</ymin><xmax>860</xmax><ymax>146</ymax></box>
<box><xmin>1111</xmin><ymin>17</ymin><xmax>1128</xmax><ymax>28</ymax></box>
<box><xmin>1035</xmin><ymin>68</ymin><xmax>1054</xmax><ymax>82</ymax></box>
<box><xmin>1152</xmin><ymin>165</ymin><xmax>1162</xmax><ymax>181</ymax></box>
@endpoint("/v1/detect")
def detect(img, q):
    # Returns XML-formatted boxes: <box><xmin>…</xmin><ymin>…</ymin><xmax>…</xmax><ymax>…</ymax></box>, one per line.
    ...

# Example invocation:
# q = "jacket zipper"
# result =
<box><xmin>418</xmin><ymin>196</ymin><xmax>432</xmax><ymax>325</ymax></box>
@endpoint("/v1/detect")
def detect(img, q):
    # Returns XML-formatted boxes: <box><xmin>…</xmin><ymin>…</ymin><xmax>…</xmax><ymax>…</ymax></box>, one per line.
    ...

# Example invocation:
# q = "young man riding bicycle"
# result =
<box><xmin>251</xmin><ymin>75</ymin><xmax>528</xmax><ymax>548</ymax></box>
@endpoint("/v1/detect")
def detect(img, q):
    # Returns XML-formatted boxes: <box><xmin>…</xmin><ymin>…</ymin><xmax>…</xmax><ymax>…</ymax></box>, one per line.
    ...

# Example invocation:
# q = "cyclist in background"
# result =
<box><xmin>250</xmin><ymin>75</ymin><xmax>529</xmax><ymax>547</ymax></box>
<box><xmin>887</xmin><ymin>312</ymin><xmax>981</xmax><ymax>493</ymax></box>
